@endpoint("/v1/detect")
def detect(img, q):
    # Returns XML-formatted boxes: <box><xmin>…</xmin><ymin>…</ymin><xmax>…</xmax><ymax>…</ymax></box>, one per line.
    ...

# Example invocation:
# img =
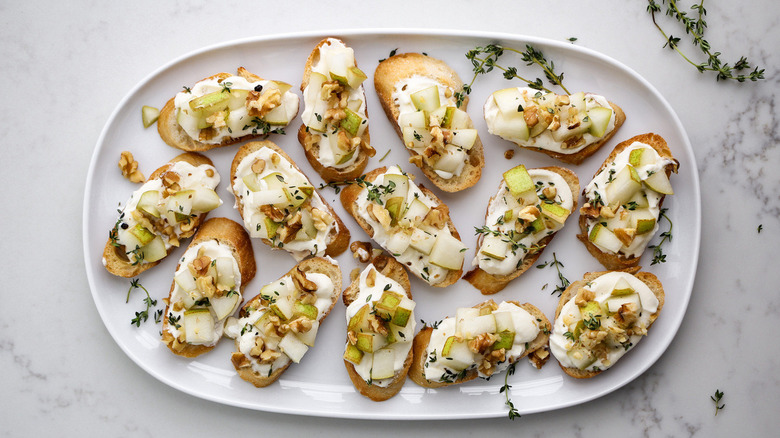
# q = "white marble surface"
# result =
<box><xmin>2</xmin><ymin>0</ymin><xmax>778</xmax><ymax>436</ymax></box>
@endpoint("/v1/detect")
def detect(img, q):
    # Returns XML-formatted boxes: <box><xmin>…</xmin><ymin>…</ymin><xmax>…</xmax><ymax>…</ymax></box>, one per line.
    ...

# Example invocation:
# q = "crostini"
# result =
<box><xmin>374</xmin><ymin>53</ymin><xmax>484</xmax><ymax>192</ymax></box>
<box><xmin>408</xmin><ymin>299</ymin><xmax>550</xmax><ymax>388</ymax></box>
<box><xmin>340</xmin><ymin>165</ymin><xmax>466</xmax><ymax>287</ymax></box>
<box><xmin>549</xmin><ymin>267</ymin><xmax>664</xmax><ymax>378</ymax></box>
<box><xmin>298</xmin><ymin>38</ymin><xmax>376</xmax><ymax>182</ymax></box>
<box><xmin>577</xmin><ymin>133</ymin><xmax>678</xmax><ymax>270</ymax></box>
<box><xmin>483</xmin><ymin>87</ymin><xmax>625</xmax><ymax>165</ymax></box>
<box><xmin>224</xmin><ymin>256</ymin><xmax>342</xmax><ymax>387</ymax></box>
<box><xmin>464</xmin><ymin>164</ymin><xmax>579</xmax><ymax>294</ymax></box>
<box><xmin>158</xmin><ymin>67</ymin><xmax>299</xmax><ymax>152</ymax></box>
<box><xmin>230</xmin><ymin>140</ymin><xmax>350</xmax><ymax>260</ymax></box>
<box><xmin>343</xmin><ymin>253</ymin><xmax>415</xmax><ymax>401</ymax></box>
<box><xmin>161</xmin><ymin>217</ymin><xmax>256</xmax><ymax>357</ymax></box>
<box><xmin>103</xmin><ymin>152</ymin><xmax>221</xmax><ymax>277</ymax></box>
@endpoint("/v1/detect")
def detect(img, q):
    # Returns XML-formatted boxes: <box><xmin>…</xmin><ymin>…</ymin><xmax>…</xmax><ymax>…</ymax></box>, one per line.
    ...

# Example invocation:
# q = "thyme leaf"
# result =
<box><xmin>649</xmin><ymin>208</ymin><xmax>673</xmax><ymax>265</ymax></box>
<box><xmin>647</xmin><ymin>0</ymin><xmax>764</xmax><ymax>82</ymax></box>
<box><xmin>126</xmin><ymin>278</ymin><xmax>158</xmax><ymax>327</ymax></box>
<box><xmin>711</xmin><ymin>389</ymin><xmax>725</xmax><ymax>415</ymax></box>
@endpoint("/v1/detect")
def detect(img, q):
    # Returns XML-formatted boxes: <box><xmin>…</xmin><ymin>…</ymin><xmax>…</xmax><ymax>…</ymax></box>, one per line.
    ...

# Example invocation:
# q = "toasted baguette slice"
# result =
<box><xmin>342</xmin><ymin>253</ymin><xmax>414</xmax><ymax>401</ymax></box>
<box><xmin>577</xmin><ymin>133</ymin><xmax>679</xmax><ymax>270</ymax></box>
<box><xmin>230</xmin><ymin>140</ymin><xmax>350</xmax><ymax>260</ymax></box>
<box><xmin>158</xmin><ymin>67</ymin><xmax>298</xmax><ymax>152</ymax></box>
<box><xmin>339</xmin><ymin>166</ymin><xmax>464</xmax><ymax>287</ymax></box>
<box><xmin>374</xmin><ymin>53</ymin><xmax>484</xmax><ymax>192</ymax></box>
<box><xmin>484</xmin><ymin>88</ymin><xmax>626</xmax><ymax>165</ymax></box>
<box><xmin>551</xmin><ymin>267</ymin><xmax>664</xmax><ymax>378</ymax></box>
<box><xmin>229</xmin><ymin>257</ymin><xmax>342</xmax><ymax>387</ymax></box>
<box><xmin>161</xmin><ymin>217</ymin><xmax>256</xmax><ymax>358</ymax></box>
<box><xmin>298</xmin><ymin>38</ymin><xmax>375</xmax><ymax>182</ymax></box>
<box><xmin>408</xmin><ymin>299</ymin><xmax>550</xmax><ymax>388</ymax></box>
<box><xmin>464</xmin><ymin>166</ymin><xmax>579</xmax><ymax>295</ymax></box>
<box><xmin>103</xmin><ymin>152</ymin><xmax>219</xmax><ymax>277</ymax></box>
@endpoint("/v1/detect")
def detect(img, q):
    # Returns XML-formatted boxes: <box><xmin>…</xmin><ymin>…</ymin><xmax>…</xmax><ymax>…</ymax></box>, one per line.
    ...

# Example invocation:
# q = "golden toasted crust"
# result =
<box><xmin>464</xmin><ymin>166</ymin><xmax>580</xmax><ymax>294</ymax></box>
<box><xmin>229</xmin><ymin>140</ymin><xmax>350</xmax><ymax>258</ymax></box>
<box><xmin>298</xmin><ymin>38</ymin><xmax>374</xmax><ymax>182</ymax></box>
<box><xmin>161</xmin><ymin>217</ymin><xmax>256</xmax><ymax>357</ymax></box>
<box><xmin>374</xmin><ymin>53</ymin><xmax>484</xmax><ymax>192</ymax></box>
<box><xmin>157</xmin><ymin>69</ymin><xmax>298</xmax><ymax>152</ymax></box>
<box><xmin>576</xmin><ymin>133</ymin><xmax>679</xmax><ymax>270</ymax></box>
<box><xmin>103</xmin><ymin>152</ymin><xmax>215</xmax><ymax>278</ymax></box>
<box><xmin>232</xmin><ymin>257</ymin><xmax>342</xmax><ymax>387</ymax></box>
<box><xmin>553</xmin><ymin>267</ymin><xmax>665</xmax><ymax>378</ymax></box>
<box><xmin>408</xmin><ymin>300</ymin><xmax>551</xmax><ymax>388</ymax></box>
<box><xmin>508</xmin><ymin>101</ymin><xmax>626</xmax><ymax>165</ymax></box>
<box><xmin>342</xmin><ymin>254</ymin><xmax>414</xmax><ymax>401</ymax></box>
<box><xmin>339</xmin><ymin>166</ymin><xmax>463</xmax><ymax>287</ymax></box>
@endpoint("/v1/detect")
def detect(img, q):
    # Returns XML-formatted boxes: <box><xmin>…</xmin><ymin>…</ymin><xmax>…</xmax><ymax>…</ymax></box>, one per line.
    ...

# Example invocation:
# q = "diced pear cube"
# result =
<box><xmin>441</xmin><ymin>339</ymin><xmax>474</xmax><ymax>371</ymax></box>
<box><xmin>461</xmin><ymin>314</ymin><xmax>496</xmax><ymax>339</ymax></box>
<box><xmin>644</xmin><ymin>170</ymin><xmax>674</xmax><ymax>195</ymax></box>
<box><xmin>409</xmin><ymin>228</ymin><xmax>436</xmax><ymax>255</ymax></box>
<box><xmin>605</xmin><ymin>165</ymin><xmax>642</xmax><ymax>207</ymax></box>
<box><xmin>429</xmin><ymin>232</ymin><xmax>466</xmax><ymax>271</ymax></box>
<box><xmin>402</xmin><ymin>126</ymin><xmax>432</xmax><ymax>150</ymax></box>
<box><xmin>493</xmin><ymin>311</ymin><xmax>515</xmax><ymax>333</ymax></box>
<box><xmin>295</xmin><ymin>320</ymin><xmax>319</xmax><ymax>347</ymax></box>
<box><xmin>398</xmin><ymin>110</ymin><xmax>428</xmax><ymax>128</ymax></box>
<box><xmin>139</xmin><ymin>235</ymin><xmax>166</xmax><ymax>262</ymax></box>
<box><xmin>410</xmin><ymin>85</ymin><xmax>440</xmax><ymax>112</ymax></box>
<box><xmin>606</xmin><ymin>294</ymin><xmax>640</xmax><ymax>313</ymax></box>
<box><xmin>480</xmin><ymin>234</ymin><xmax>509</xmax><ymax>261</ymax></box>
<box><xmin>183</xmin><ymin>309</ymin><xmax>215</xmax><ymax>344</ymax></box>
<box><xmin>279</xmin><ymin>332</ymin><xmax>309</xmax><ymax>363</ymax></box>
<box><xmin>587</xmin><ymin>107</ymin><xmax>613</xmax><ymax>137</ymax></box>
<box><xmin>174</xmin><ymin>270</ymin><xmax>197</xmax><ymax>292</ymax></box>
<box><xmin>214</xmin><ymin>257</ymin><xmax>236</xmax><ymax>290</ymax></box>
<box><xmin>492</xmin><ymin>88</ymin><xmax>525</xmax><ymax>116</ymax></box>
<box><xmin>343</xmin><ymin>342</ymin><xmax>364</xmax><ymax>365</ymax></box>
<box><xmin>540</xmin><ymin>202</ymin><xmax>571</xmax><ymax>224</ymax></box>
<box><xmin>371</xmin><ymin>348</ymin><xmax>396</xmax><ymax>380</ymax></box>
<box><xmin>588</xmin><ymin>224</ymin><xmax>624</xmax><ymax>253</ymax></box>
<box><xmin>210</xmin><ymin>293</ymin><xmax>240</xmax><ymax>321</ymax></box>
<box><xmin>449</xmin><ymin>129</ymin><xmax>478</xmax><ymax>150</ymax></box>
<box><xmin>356</xmin><ymin>332</ymin><xmax>387</xmax><ymax>353</ymax></box>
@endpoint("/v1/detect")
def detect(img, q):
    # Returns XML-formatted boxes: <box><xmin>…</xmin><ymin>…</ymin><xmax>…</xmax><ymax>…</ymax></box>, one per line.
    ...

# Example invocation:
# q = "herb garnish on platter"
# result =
<box><xmin>647</xmin><ymin>0</ymin><xmax>764</xmax><ymax>82</ymax></box>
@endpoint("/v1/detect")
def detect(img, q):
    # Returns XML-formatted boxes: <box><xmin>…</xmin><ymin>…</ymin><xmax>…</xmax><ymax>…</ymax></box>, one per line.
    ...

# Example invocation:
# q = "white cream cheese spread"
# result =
<box><xmin>475</xmin><ymin>168</ymin><xmax>574</xmax><ymax>276</ymax></box>
<box><xmin>231</xmin><ymin>147</ymin><xmax>337</xmax><ymax>261</ymax></box>
<box><xmin>343</xmin><ymin>265</ymin><xmax>416</xmax><ymax>387</ymax></box>
<box><xmin>423</xmin><ymin>301</ymin><xmax>541</xmax><ymax>382</ymax></box>
<box><xmin>225</xmin><ymin>262</ymin><xmax>337</xmax><ymax>377</ymax></box>
<box><xmin>165</xmin><ymin>240</ymin><xmax>241</xmax><ymax>346</ymax></box>
<box><xmin>484</xmin><ymin>87</ymin><xmax>615</xmax><ymax>154</ymax></box>
<box><xmin>174</xmin><ymin>73</ymin><xmax>298</xmax><ymax>145</ymax></box>
<box><xmin>113</xmin><ymin>161</ymin><xmax>221</xmax><ymax>264</ymax></box>
<box><xmin>549</xmin><ymin>271</ymin><xmax>660</xmax><ymax>371</ymax></box>
<box><xmin>354</xmin><ymin>165</ymin><xmax>465</xmax><ymax>285</ymax></box>
<box><xmin>582</xmin><ymin>142</ymin><xmax>675</xmax><ymax>257</ymax></box>
<box><xmin>300</xmin><ymin>38</ymin><xmax>369</xmax><ymax>169</ymax></box>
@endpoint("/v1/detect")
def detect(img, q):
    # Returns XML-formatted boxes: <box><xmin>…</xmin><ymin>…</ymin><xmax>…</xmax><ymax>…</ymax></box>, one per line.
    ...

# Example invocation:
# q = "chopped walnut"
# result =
<box><xmin>408</xmin><ymin>154</ymin><xmax>425</xmax><ymax>168</ymax></box>
<box><xmin>259</xmin><ymin>349</ymin><xmax>281</xmax><ymax>364</ymax></box>
<box><xmin>368</xmin><ymin>203</ymin><xmax>392</xmax><ymax>231</ymax></box>
<box><xmin>270</xmin><ymin>153</ymin><xmax>280</xmax><ymax>166</ymax></box>
<box><xmin>206</xmin><ymin>111</ymin><xmax>227</xmax><ymax>128</ymax></box>
<box><xmin>292</xmin><ymin>267</ymin><xmax>318</xmax><ymax>292</ymax></box>
<box><xmin>320</xmin><ymin>81</ymin><xmax>343</xmax><ymax>101</ymax></box>
<box><xmin>172</xmin><ymin>301</ymin><xmax>184</xmax><ymax>312</ymax></box>
<box><xmin>542</xmin><ymin>186</ymin><xmax>557</xmax><ymax>200</ymax></box>
<box><xmin>118</xmin><ymin>151</ymin><xmax>145</xmax><ymax>183</ymax></box>
<box><xmin>198</xmin><ymin>127</ymin><xmax>217</xmax><ymax>142</ymax></box>
<box><xmin>579</xmin><ymin>202</ymin><xmax>601</xmax><ymax>219</ymax></box>
<box><xmin>365</xmin><ymin>268</ymin><xmax>377</xmax><ymax>288</ymax></box>
<box><xmin>179</xmin><ymin>218</ymin><xmax>197</xmax><ymax>234</ymax></box>
<box><xmin>196</xmin><ymin>275</ymin><xmax>217</xmax><ymax>298</ymax></box>
<box><xmin>614</xmin><ymin>302</ymin><xmax>639</xmax><ymax>327</ymax></box>
<box><xmin>518</xmin><ymin>205</ymin><xmax>541</xmax><ymax>224</ymax></box>
<box><xmin>468</xmin><ymin>333</ymin><xmax>498</xmax><ymax>355</ymax></box>
<box><xmin>556</xmin><ymin>95</ymin><xmax>570</xmax><ymax>106</ymax></box>
<box><xmin>231</xmin><ymin>352</ymin><xmax>251</xmax><ymax>368</ymax></box>
<box><xmin>504</xmin><ymin>149</ymin><xmax>515</xmax><ymax>160</ymax></box>
<box><xmin>347</xmin><ymin>330</ymin><xmax>358</xmax><ymax>345</ymax></box>
<box><xmin>420</xmin><ymin>206</ymin><xmax>447</xmax><ymax>230</ymax></box>
<box><xmin>336</xmin><ymin>130</ymin><xmax>351</xmax><ymax>151</ymax></box>
<box><xmin>247</xmin><ymin>88</ymin><xmax>281</xmax><ymax>118</ymax></box>
<box><xmin>260</xmin><ymin>204</ymin><xmax>286</xmax><ymax>223</ymax></box>
<box><xmin>549</xmin><ymin>114</ymin><xmax>561</xmax><ymax>131</ymax></box>
<box><xmin>614</xmin><ymin>228</ymin><xmax>636</xmax><ymax>246</ymax></box>
<box><xmin>302</xmin><ymin>133</ymin><xmax>320</xmax><ymax>151</ymax></box>
<box><xmin>311</xmin><ymin>207</ymin><xmax>332</xmax><ymax>232</ymax></box>
<box><xmin>528</xmin><ymin>346</ymin><xmax>550</xmax><ymax>369</ymax></box>
<box><xmin>325</xmin><ymin>108</ymin><xmax>347</xmax><ymax>123</ymax></box>
<box><xmin>599</xmin><ymin>205</ymin><xmax>616</xmax><ymax>219</ymax></box>
<box><xmin>368</xmin><ymin>314</ymin><xmax>389</xmax><ymax>336</ymax></box>
<box><xmin>189</xmin><ymin>255</ymin><xmax>212</xmax><ymax>277</ymax></box>
<box><xmin>574</xmin><ymin>287</ymin><xmax>596</xmax><ymax>307</ymax></box>
<box><xmin>289</xmin><ymin>317</ymin><xmax>313</xmax><ymax>334</ymax></box>
<box><xmin>562</xmin><ymin>136</ymin><xmax>586</xmax><ymax>150</ymax></box>
<box><xmin>523</xmin><ymin>105</ymin><xmax>539</xmax><ymax>127</ymax></box>
<box><xmin>249</xmin><ymin>337</ymin><xmax>265</xmax><ymax>357</ymax></box>
<box><xmin>350</xmin><ymin>241</ymin><xmax>372</xmax><ymax>263</ymax></box>
<box><xmin>251</xmin><ymin>158</ymin><xmax>266</xmax><ymax>174</ymax></box>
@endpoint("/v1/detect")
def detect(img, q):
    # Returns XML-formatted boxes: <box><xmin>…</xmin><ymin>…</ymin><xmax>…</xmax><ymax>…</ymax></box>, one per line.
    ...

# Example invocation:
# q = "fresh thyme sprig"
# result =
<box><xmin>126</xmin><ymin>278</ymin><xmax>158</xmax><ymax>327</ymax></box>
<box><xmin>757</xmin><ymin>224</ymin><xmax>763</xmax><ymax>233</ymax></box>
<box><xmin>500</xmin><ymin>363</ymin><xmax>521</xmax><ymax>420</ymax></box>
<box><xmin>647</xmin><ymin>0</ymin><xmax>764</xmax><ymax>82</ymax></box>
<box><xmin>710</xmin><ymin>389</ymin><xmax>725</xmax><ymax>415</ymax></box>
<box><xmin>649</xmin><ymin>208</ymin><xmax>673</xmax><ymax>265</ymax></box>
<box><xmin>536</xmin><ymin>252</ymin><xmax>570</xmax><ymax>296</ymax></box>
<box><xmin>457</xmin><ymin>44</ymin><xmax>569</xmax><ymax>107</ymax></box>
